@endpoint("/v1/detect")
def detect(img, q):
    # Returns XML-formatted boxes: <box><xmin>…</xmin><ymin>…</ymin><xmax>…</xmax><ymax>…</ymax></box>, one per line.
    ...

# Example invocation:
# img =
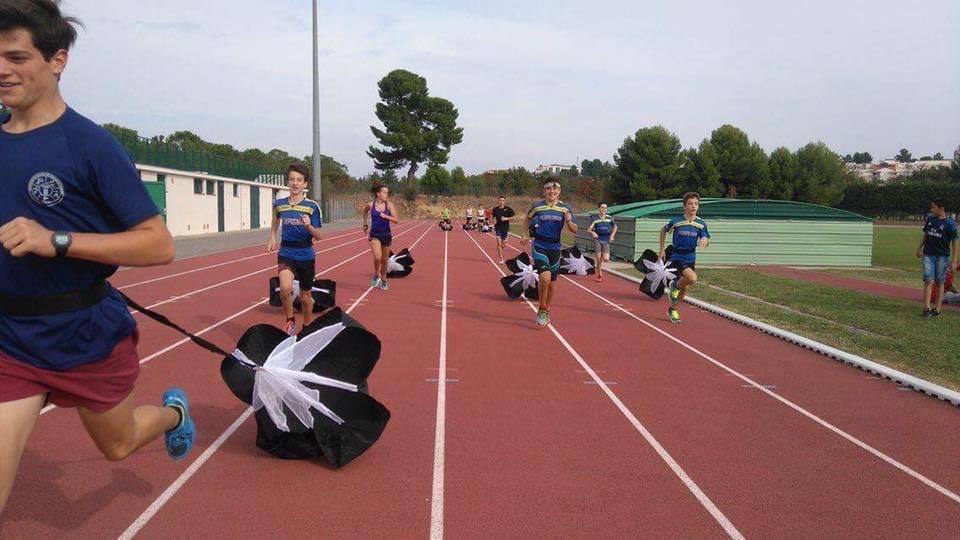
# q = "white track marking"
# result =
<box><xmin>429</xmin><ymin>229</ymin><xmax>449</xmax><ymax>540</ymax></box>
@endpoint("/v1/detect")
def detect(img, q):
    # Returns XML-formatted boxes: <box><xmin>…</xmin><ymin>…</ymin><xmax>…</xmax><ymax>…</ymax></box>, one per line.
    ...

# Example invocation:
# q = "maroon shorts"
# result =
<box><xmin>0</xmin><ymin>332</ymin><xmax>140</xmax><ymax>413</ymax></box>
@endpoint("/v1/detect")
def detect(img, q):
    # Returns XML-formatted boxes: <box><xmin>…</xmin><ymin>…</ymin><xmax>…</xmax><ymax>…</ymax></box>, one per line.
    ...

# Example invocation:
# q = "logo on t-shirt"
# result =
<box><xmin>28</xmin><ymin>172</ymin><xmax>65</xmax><ymax>207</ymax></box>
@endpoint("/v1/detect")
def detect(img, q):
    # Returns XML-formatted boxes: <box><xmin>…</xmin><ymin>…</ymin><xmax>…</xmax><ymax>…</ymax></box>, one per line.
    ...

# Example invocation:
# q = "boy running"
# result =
<box><xmin>491</xmin><ymin>195</ymin><xmax>515</xmax><ymax>264</ymax></box>
<box><xmin>522</xmin><ymin>178</ymin><xmax>577</xmax><ymax>327</ymax></box>
<box><xmin>588</xmin><ymin>203</ymin><xmax>617</xmax><ymax>281</ymax></box>
<box><xmin>660</xmin><ymin>192</ymin><xmax>710</xmax><ymax>324</ymax></box>
<box><xmin>0</xmin><ymin>1</ymin><xmax>194</xmax><ymax>512</ymax></box>
<box><xmin>267</xmin><ymin>164</ymin><xmax>323</xmax><ymax>335</ymax></box>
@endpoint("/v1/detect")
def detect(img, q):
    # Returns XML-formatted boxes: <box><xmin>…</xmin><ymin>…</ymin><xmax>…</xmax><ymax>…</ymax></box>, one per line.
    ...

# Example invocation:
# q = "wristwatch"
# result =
<box><xmin>51</xmin><ymin>230</ymin><xmax>72</xmax><ymax>258</ymax></box>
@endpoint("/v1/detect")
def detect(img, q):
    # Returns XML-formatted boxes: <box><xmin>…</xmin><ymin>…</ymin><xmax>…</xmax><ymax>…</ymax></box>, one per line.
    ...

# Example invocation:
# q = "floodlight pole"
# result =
<box><xmin>311</xmin><ymin>0</ymin><xmax>323</xmax><ymax>209</ymax></box>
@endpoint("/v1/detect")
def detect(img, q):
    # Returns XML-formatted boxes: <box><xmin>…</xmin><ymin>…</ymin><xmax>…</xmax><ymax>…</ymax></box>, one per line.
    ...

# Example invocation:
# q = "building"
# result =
<box><xmin>533</xmin><ymin>164</ymin><xmax>575</xmax><ymax>175</ymax></box>
<box><xmin>138</xmin><ymin>164</ymin><xmax>289</xmax><ymax>237</ymax></box>
<box><xmin>576</xmin><ymin>199</ymin><xmax>874</xmax><ymax>267</ymax></box>
<box><xmin>845</xmin><ymin>159</ymin><xmax>952</xmax><ymax>182</ymax></box>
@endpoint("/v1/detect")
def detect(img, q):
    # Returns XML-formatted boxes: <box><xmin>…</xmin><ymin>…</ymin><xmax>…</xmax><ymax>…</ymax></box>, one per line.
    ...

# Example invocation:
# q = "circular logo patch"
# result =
<box><xmin>28</xmin><ymin>172</ymin><xmax>65</xmax><ymax>207</ymax></box>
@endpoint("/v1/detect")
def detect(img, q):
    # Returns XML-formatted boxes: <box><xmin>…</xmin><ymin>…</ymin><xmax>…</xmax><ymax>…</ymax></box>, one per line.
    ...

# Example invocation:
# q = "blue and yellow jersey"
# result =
<box><xmin>527</xmin><ymin>200</ymin><xmax>574</xmax><ymax>251</ymax></box>
<box><xmin>274</xmin><ymin>197</ymin><xmax>322</xmax><ymax>261</ymax></box>
<box><xmin>663</xmin><ymin>215</ymin><xmax>710</xmax><ymax>263</ymax></box>
<box><xmin>590</xmin><ymin>216</ymin><xmax>616</xmax><ymax>242</ymax></box>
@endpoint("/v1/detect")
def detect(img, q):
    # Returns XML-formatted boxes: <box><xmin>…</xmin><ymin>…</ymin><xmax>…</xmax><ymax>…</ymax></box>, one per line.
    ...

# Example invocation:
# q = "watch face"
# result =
<box><xmin>54</xmin><ymin>233</ymin><xmax>69</xmax><ymax>246</ymax></box>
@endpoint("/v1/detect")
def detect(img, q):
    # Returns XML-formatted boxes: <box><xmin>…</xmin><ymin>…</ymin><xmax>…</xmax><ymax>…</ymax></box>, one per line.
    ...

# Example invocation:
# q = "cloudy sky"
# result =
<box><xmin>60</xmin><ymin>0</ymin><xmax>959</xmax><ymax>176</ymax></box>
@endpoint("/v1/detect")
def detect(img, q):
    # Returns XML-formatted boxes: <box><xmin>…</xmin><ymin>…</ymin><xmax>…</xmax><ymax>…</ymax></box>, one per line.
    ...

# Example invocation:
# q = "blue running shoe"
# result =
<box><xmin>162</xmin><ymin>387</ymin><xmax>195</xmax><ymax>461</ymax></box>
<box><xmin>370</xmin><ymin>274</ymin><xmax>380</xmax><ymax>288</ymax></box>
<box><xmin>379</xmin><ymin>278</ymin><xmax>389</xmax><ymax>291</ymax></box>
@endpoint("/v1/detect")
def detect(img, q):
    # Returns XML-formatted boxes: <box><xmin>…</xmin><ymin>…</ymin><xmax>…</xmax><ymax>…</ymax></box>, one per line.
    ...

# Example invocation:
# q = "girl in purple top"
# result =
<box><xmin>362</xmin><ymin>184</ymin><xmax>399</xmax><ymax>291</ymax></box>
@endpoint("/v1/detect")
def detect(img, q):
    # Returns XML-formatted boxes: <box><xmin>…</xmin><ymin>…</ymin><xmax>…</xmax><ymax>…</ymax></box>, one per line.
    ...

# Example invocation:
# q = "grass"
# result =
<box><xmin>621</xmin><ymin>266</ymin><xmax>960</xmax><ymax>391</ymax></box>
<box><xmin>873</xmin><ymin>226</ymin><xmax>924</xmax><ymax>272</ymax></box>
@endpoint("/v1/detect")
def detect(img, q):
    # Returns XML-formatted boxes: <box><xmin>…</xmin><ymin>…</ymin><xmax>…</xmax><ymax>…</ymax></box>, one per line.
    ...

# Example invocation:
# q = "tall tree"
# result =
<box><xmin>896</xmin><ymin>148</ymin><xmax>913</xmax><ymax>162</ymax></box>
<box><xmin>793</xmin><ymin>142</ymin><xmax>848</xmax><ymax>206</ymax></box>
<box><xmin>367</xmin><ymin>69</ymin><xmax>464</xmax><ymax>182</ymax></box>
<box><xmin>768</xmin><ymin>147</ymin><xmax>798</xmax><ymax>201</ymax></box>
<box><xmin>611</xmin><ymin>126</ymin><xmax>684</xmax><ymax>202</ymax></box>
<box><xmin>683</xmin><ymin>140</ymin><xmax>723</xmax><ymax>197</ymax></box>
<box><xmin>933</xmin><ymin>152</ymin><xmax>944</xmax><ymax>160</ymax></box>
<box><xmin>709</xmin><ymin>124</ymin><xmax>764</xmax><ymax>198</ymax></box>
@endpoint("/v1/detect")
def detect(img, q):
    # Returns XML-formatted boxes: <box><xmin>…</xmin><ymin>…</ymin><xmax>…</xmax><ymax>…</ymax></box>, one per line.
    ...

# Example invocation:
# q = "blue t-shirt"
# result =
<box><xmin>369</xmin><ymin>201</ymin><xmax>392</xmax><ymax>237</ymax></box>
<box><xmin>0</xmin><ymin>107</ymin><xmax>159</xmax><ymax>370</ymax></box>
<box><xmin>273</xmin><ymin>197</ymin><xmax>322</xmax><ymax>261</ymax></box>
<box><xmin>591</xmin><ymin>216</ymin><xmax>616</xmax><ymax>242</ymax></box>
<box><xmin>922</xmin><ymin>215</ymin><xmax>958</xmax><ymax>257</ymax></box>
<box><xmin>527</xmin><ymin>200</ymin><xmax>574</xmax><ymax>251</ymax></box>
<box><xmin>663</xmin><ymin>216</ymin><xmax>710</xmax><ymax>263</ymax></box>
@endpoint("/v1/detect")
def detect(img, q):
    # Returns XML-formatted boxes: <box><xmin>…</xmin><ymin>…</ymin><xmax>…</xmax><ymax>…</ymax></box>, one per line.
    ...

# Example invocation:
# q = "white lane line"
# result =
<box><xmin>125</xmin><ymin>224</ymin><xmax>419</xmax><ymax>315</ymax></box>
<box><xmin>118</xmin><ymin>223</ymin><xmax>435</xmax><ymax>539</ymax></box>
<box><xmin>558</xmin><ymin>269</ymin><xmax>960</xmax><ymax>506</ymax></box>
<box><xmin>117</xmin><ymin>229</ymin><xmax>363</xmax><ymax>290</ymax></box>
<box><xmin>429</xmin><ymin>229</ymin><xmax>449</xmax><ymax>540</ymax></box>
<box><xmin>41</xmin><ymin>224</ymin><xmax>428</xmax><ymax>418</ymax></box>
<box><xmin>464</xmin><ymin>232</ymin><xmax>743</xmax><ymax>539</ymax></box>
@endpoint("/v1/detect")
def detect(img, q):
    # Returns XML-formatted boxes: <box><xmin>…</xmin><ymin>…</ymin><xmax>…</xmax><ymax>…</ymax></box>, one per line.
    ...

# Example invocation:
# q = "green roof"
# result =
<box><xmin>603</xmin><ymin>199</ymin><xmax>872</xmax><ymax>222</ymax></box>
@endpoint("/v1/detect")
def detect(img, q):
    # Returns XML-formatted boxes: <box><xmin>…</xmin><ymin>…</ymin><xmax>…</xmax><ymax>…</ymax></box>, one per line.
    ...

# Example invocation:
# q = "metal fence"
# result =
<box><xmin>325</xmin><ymin>198</ymin><xmax>359</xmax><ymax>221</ymax></box>
<box><xmin>115</xmin><ymin>133</ymin><xmax>286</xmax><ymax>185</ymax></box>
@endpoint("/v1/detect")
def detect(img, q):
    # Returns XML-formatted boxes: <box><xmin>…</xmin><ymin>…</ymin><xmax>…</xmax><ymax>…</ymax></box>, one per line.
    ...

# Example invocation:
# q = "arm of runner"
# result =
<box><xmin>362</xmin><ymin>203</ymin><xmax>371</xmax><ymax>232</ymax></box>
<box><xmin>0</xmin><ymin>215</ymin><xmax>174</xmax><ymax>266</ymax></box>
<box><xmin>301</xmin><ymin>214</ymin><xmax>323</xmax><ymax>241</ymax></box>
<box><xmin>267</xmin><ymin>205</ymin><xmax>280</xmax><ymax>251</ymax></box>
<box><xmin>385</xmin><ymin>202</ymin><xmax>400</xmax><ymax>224</ymax></box>
<box><xmin>610</xmin><ymin>222</ymin><xmax>618</xmax><ymax>242</ymax></box>
<box><xmin>916</xmin><ymin>230</ymin><xmax>925</xmax><ymax>258</ymax></box>
<box><xmin>659</xmin><ymin>227</ymin><xmax>667</xmax><ymax>261</ymax></box>
<box><xmin>521</xmin><ymin>212</ymin><xmax>531</xmax><ymax>245</ymax></box>
<box><xmin>564</xmin><ymin>207</ymin><xmax>578</xmax><ymax>234</ymax></box>
<box><xmin>588</xmin><ymin>220</ymin><xmax>598</xmax><ymax>239</ymax></box>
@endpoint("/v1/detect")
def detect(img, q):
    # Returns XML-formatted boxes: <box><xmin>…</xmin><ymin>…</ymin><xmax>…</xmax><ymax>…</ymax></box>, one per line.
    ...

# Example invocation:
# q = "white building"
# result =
<box><xmin>845</xmin><ymin>159</ymin><xmax>952</xmax><ymax>183</ymax></box>
<box><xmin>533</xmin><ymin>163</ymin><xmax>575</xmax><ymax>175</ymax></box>
<box><xmin>138</xmin><ymin>164</ymin><xmax>289</xmax><ymax>237</ymax></box>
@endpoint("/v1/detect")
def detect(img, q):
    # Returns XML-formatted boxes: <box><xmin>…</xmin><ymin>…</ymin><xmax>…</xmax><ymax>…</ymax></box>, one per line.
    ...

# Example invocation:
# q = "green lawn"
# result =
<box><xmin>873</xmin><ymin>226</ymin><xmax>924</xmax><ymax>272</ymax></box>
<box><xmin>621</xmin><ymin>267</ymin><xmax>960</xmax><ymax>391</ymax></box>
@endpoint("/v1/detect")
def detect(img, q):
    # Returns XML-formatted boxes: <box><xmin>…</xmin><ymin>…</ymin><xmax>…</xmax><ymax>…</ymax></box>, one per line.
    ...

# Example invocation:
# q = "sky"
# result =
<box><xmin>59</xmin><ymin>0</ymin><xmax>960</xmax><ymax>176</ymax></box>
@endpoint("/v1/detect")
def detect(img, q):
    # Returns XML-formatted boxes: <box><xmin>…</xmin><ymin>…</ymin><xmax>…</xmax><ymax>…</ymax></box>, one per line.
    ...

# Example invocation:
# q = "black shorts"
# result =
<box><xmin>532</xmin><ymin>247</ymin><xmax>562</xmax><ymax>282</ymax></box>
<box><xmin>278</xmin><ymin>256</ymin><xmax>316</xmax><ymax>288</ymax></box>
<box><xmin>671</xmin><ymin>259</ymin><xmax>696</xmax><ymax>273</ymax></box>
<box><xmin>495</xmin><ymin>227</ymin><xmax>509</xmax><ymax>240</ymax></box>
<box><xmin>370</xmin><ymin>234</ymin><xmax>392</xmax><ymax>248</ymax></box>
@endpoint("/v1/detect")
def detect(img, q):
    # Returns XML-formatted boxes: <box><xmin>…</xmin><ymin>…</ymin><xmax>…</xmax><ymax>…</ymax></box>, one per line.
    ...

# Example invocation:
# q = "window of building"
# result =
<box><xmin>233</xmin><ymin>183</ymin><xmax>239</xmax><ymax>197</ymax></box>
<box><xmin>194</xmin><ymin>178</ymin><xmax>202</xmax><ymax>194</ymax></box>
<box><xmin>206</xmin><ymin>180</ymin><xmax>215</xmax><ymax>195</ymax></box>
<box><xmin>157</xmin><ymin>174</ymin><xmax>166</xmax><ymax>183</ymax></box>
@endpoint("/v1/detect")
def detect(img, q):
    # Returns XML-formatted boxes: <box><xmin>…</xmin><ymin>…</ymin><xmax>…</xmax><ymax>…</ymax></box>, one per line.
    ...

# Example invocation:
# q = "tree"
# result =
<box><xmin>896</xmin><ymin>148</ymin><xmax>913</xmax><ymax>162</ymax></box>
<box><xmin>102</xmin><ymin>123</ymin><xmax>140</xmax><ymax>143</ymax></box>
<box><xmin>768</xmin><ymin>147</ymin><xmax>798</xmax><ymax>201</ymax></box>
<box><xmin>933</xmin><ymin>152</ymin><xmax>944</xmax><ymax>160</ymax></box>
<box><xmin>952</xmin><ymin>145</ymin><xmax>960</xmax><ymax>180</ymax></box>
<box><xmin>710</xmin><ymin>124</ymin><xmax>767</xmax><ymax>198</ymax></box>
<box><xmin>842</xmin><ymin>154</ymin><xmax>854</xmax><ymax>162</ymax></box>
<box><xmin>367</xmin><ymin>69</ymin><xmax>464</xmax><ymax>182</ymax></box>
<box><xmin>420</xmin><ymin>164</ymin><xmax>452</xmax><ymax>195</ymax></box>
<box><xmin>793</xmin><ymin>142</ymin><xmax>848</xmax><ymax>206</ymax></box>
<box><xmin>611</xmin><ymin>126</ymin><xmax>684</xmax><ymax>202</ymax></box>
<box><xmin>450</xmin><ymin>166</ymin><xmax>467</xmax><ymax>192</ymax></box>
<box><xmin>682</xmin><ymin>140</ymin><xmax>723</xmax><ymax>197</ymax></box>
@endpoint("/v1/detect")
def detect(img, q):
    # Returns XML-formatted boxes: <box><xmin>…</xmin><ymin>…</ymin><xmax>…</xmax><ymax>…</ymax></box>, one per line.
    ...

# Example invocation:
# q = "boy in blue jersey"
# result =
<box><xmin>588</xmin><ymin>203</ymin><xmax>617</xmax><ymax>281</ymax></box>
<box><xmin>915</xmin><ymin>199</ymin><xmax>958</xmax><ymax>318</ymax></box>
<box><xmin>522</xmin><ymin>177</ymin><xmax>578</xmax><ymax>327</ymax></box>
<box><xmin>0</xmin><ymin>1</ymin><xmax>194</xmax><ymax>512</ymax></box>
<box><xmin>267</xmin><ymin>164</ymin><xmax>323</xmax><ymax>335</ymax></box>
<box><xmin>659</xmin><ymin>192</ymin><xmax>711</xmax><ymax>324</ymax></box>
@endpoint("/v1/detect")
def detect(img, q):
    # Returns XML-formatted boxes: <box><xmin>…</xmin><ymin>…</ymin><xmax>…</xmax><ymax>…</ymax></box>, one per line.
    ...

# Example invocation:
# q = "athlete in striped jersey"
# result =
<box><xmin>267</xmin><ymin>164</ymin><xmax>323</xmax><ymax>335</ymax></box>
<box><xmin>659</xmin><ymin>192</ymin><xmax>710</xmax><ymax>324</ymax></box>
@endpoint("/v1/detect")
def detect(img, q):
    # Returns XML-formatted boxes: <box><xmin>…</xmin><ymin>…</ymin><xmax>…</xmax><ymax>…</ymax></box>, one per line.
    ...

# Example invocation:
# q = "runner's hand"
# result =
<box><xmin>300</xmin><ymin>215</ymin><xmax>311</xmax><ymax>227</ymax></box>
<box><xmin>267</xmin><ymin>236</ymin><xmax>277</xmax><ymax>252</ymax></box>
<box><xmin>915</xmin><ymin>248</ymin><xmax>923</xmax><ymax>258</ymax></box>
<box><xmin>698</xmin><ymin>237</ymin><xmax>709</xmax><ymax>248</ymax></box>
<box><xmin>658</xmin><ymin>249</ymin><xmax>666</xmax><ymax>261</ymax></box>
<box><xmin>0</xmin><ymin>217</ymin><xmax>55</xmax><ymax>257</ymax></box>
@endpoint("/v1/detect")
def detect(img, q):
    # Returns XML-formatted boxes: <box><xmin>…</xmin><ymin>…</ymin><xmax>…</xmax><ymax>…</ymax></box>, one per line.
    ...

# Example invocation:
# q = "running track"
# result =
<box><xmin>2</xmin><ymin>222</ymin><xmax>959</xmax><ymax>538</ymax></box>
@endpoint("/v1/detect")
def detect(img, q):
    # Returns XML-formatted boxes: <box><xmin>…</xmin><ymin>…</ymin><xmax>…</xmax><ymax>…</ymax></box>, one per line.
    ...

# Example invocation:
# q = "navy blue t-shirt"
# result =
<box><xmin>273</xmin><ymin>197</ymin><xmax>322</xmax><ymax>261</ymax></box>
<box><xmin>591</xmin><ymin>216</ymin><xmax>616</xmax><ymax>242</ymax></box>
<box><xmin>0</xmin><ymin>107</ymin><xmax>159</xmax><ymax>370</ymax></box>
<box><xmin>663</xmin><ymin>216</ymin><xmax>710</xmax><ymax>263</ymax></box>
<box><xmin>922</xmin><ymin>215</ymin><xmax>958</xmax><ymax>257</ymax></box>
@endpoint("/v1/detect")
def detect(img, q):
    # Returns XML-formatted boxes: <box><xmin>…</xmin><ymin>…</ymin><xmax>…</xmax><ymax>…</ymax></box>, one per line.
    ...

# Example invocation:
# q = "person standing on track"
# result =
<box><xmin>266</xmin><ymin>164</ymin><xmax>323</xmax><ymax>335</ymax></box>
<box><xmin>465</xmin><ymin>205</ymin><xmax>474</xmax><ymax>228</ymax></box>
<box><xmin>660</xmin><ymin>192</ymin><xmax>710</xmax><ymax>324</ymax></box>
<box><xmin>522</xmin><ymin>177</ymin><xmax>577</xmax><ymax>327</ymax></box>
<box><xmin>0</xmin><ymin>1</ymin><xmax>194</xmax><ymax>512</ymax></box>
<box><xmin>491</xmin><ymin>195</ymin><xmax>515</xmax><ymax>264</ymax></box>
<box><xmin>362</xmin><ymin>184</ymin><xmax>399</xmax><ymax>291</ymax></box>
<box><xmin>588</xmin><ymin>203</ymin><xmax>617</xmax><ymax>281</ymax></box>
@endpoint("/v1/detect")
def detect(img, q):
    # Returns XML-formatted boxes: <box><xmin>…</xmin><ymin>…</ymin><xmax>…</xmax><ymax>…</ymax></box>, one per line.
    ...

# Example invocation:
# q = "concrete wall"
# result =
<box><xmin>138</xmin><ymin>165</ymin><xmax>287</xmax><ymax>237</ymax></box>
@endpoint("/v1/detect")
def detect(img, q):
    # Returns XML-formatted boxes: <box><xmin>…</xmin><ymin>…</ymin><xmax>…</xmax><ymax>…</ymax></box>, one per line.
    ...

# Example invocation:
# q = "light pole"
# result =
<box><xmin>311</xmin><ymin>0</ymin><xmax>323</xmax><ymax>210</ymax></box>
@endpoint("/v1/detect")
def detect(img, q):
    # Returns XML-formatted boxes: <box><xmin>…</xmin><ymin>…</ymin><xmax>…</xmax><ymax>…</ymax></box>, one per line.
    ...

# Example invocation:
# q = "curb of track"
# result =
<box><xmin>606</xmin><ymin>268</ymin><xmax>960</xmax><ymax>408</ymax></box>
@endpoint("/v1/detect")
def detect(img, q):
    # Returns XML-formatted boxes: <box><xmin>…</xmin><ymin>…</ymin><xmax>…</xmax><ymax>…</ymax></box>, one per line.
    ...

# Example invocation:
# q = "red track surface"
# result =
<box><xmin>3</xmin><ymin>222</ymin><xmax>959</xmax><ymax>538</ymax></box>
<box><xmin>749</xmin><ymin>266</ymin><xmax>958</xmax><ymax>310</ymax></box>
